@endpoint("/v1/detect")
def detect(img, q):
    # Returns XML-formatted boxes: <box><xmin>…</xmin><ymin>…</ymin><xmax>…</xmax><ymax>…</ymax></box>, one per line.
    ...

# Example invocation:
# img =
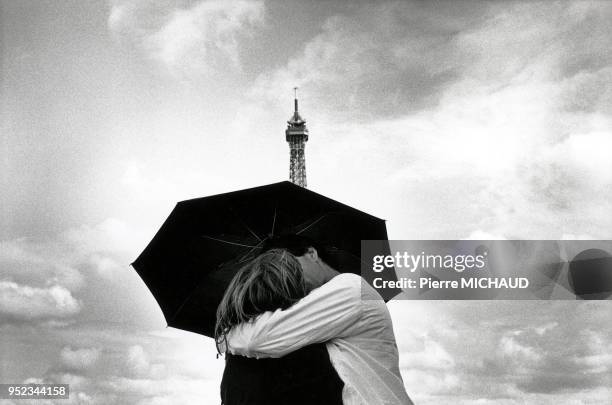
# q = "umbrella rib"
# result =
<box><xmin>228</xmin><ymin>207</ymin><xmax>263</xmax><ymax>242</ymax></box>
<box><xmin>201</xmin><ymin>235</ymin><xmax>258</xmax><ymax>248</ymax></box>
<box><xmin>271</xmin><ymin>207</ymin><xmax>277</xmax><ymax>237</ymax></box>
<box><xmin>243</xmin><ymin>223</ymin><xmax>263</xmax><ymax>242</ymax></box>
<box><xmin>169</xmin><ymin>292</ymin><xmax>196</xmax><ymax>324</ymax></box>
<box><xmin>169</xmin><ymin>238</ymin><xmax>267</xmax><ymax>324</ymax></box>
<box><xmin>240</xmin><ymin>238</ymin><xmax>268</xmax><ymax>261</ymax></box>
<box><xmin>235</xmin><ymin>237</ymin><xmax>270</xmax><ymax>264</ymax></box>
<box><xmin>295</xmin><ymin>214</ymin><xmax>328</xmax><ymax>235</ymax></box>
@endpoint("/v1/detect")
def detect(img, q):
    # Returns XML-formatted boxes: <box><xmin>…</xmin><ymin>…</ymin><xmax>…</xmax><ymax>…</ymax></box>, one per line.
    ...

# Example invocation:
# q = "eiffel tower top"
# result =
<box><xmin>287</xmin><ymin>87</ymin><xmax>307</xmax><ymax>128</ymax></box>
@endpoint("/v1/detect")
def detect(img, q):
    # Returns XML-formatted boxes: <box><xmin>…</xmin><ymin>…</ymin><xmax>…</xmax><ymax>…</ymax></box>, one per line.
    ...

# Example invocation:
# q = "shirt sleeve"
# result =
<box><xmin>226</xmin><ymin>273</ymin><xmax>363</xmax><ymax>358</ymax></box>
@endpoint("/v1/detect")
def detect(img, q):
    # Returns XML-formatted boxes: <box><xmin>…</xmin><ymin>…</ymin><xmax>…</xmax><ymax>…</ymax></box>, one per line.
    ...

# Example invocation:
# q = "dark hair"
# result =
<box><xmin>215</xmin><ymin>249</ymin><xmax>307</xmax><ymax>353</ymax></box>
<box><xmin>262</xmin><ymin>234</ymin><xmax>338</xmax><ymax>269</ymax></box>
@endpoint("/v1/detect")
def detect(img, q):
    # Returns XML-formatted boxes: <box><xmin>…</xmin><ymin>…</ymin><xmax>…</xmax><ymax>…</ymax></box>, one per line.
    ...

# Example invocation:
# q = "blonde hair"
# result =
<box><xmin>215</xmin><ymin>249</ymin><xmax>307</xmax><ymax>353</ymax></box>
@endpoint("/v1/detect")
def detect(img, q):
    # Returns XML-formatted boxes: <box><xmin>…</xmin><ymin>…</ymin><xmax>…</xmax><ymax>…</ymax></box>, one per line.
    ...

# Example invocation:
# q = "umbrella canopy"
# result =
<box><xmin>132</xmin><ymin>181</ymin><xmax>397</xmax><ymax>337</ymax></box>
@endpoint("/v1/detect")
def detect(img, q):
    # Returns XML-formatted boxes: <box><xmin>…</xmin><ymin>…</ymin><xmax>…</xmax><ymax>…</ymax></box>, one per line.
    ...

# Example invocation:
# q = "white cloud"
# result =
<box><xmin>76</xmin><ymin>392</ymin><xmax>93</xmax><ymax>404</ymax></box>
<box><xmin>60</xmin><ymin>347</ymin><xmax>101</xmax><ymax>371</ymax></box>
<box><xmin>1</xmin><ymin>218</ymin><xmax>147</xmax><ymax>289</ymax></box>
<box><xmin>499</xmin><ymin>335</ymin><xmax>542</xmax><ymax>363</ymax></box>
<box><xmin>0</xmin><ymin>218</ymin><xmax>156</xmax><ymax>329</ymax></box>
<box><xmin>400</xmin><ymin>336</ymin><xmax>455</xmax><ymax>371</ymax></box>
<box><xmin>109</xmin><ymin>0</ymin><xmax>265</xmax><ymax>76</ymax></box>
<box><xmin>0</xmin><ymin>281</ymin><xmax>81</xmax><ymax>322</ymax></box>
<box><xmin>119</xmin><ymin>344</ymin><xmax>166</xmax><ymax>380</ymax></box>
<box><xmin>574</xmin><ymin>353</ymin><xmax>612</xmax><ymax>374</ymax></box>
<box><xmin>127</xmin><ymin>345</ymin><xmax>150</xmax><ymax>376</ymax></box>
<box><xmin>249</xmin><ymin>2</ymin><xmax>482</xmax><ymax>119</ymax></box>
<box><xmin>63</xmin><ymin>217</ymin><xmax>147</xmax><ymax>260</ymax></box>
<box><xmin>465</xmin><ymin>230</ymin><xmax>507</xmax><ymax>240</ymax></box>
<box><xmin>121</xmin><ymin>160</ymin><xmax>144</xmax><ymax>186</ymax></box>
<box><xmin>534</xmin><ymin>322</ymin><xmax>558</xmax><ymax>336</ymax></box>
<box><xmin>0</xmin><ymin>239</ymin><xmax>85</xmax><ymax>291</ymax></box>
<box><xmin>389</xmin><ymin>300</ymin><xmax>612</xmax><ymax>402</ymax></box>
<box><xmin>99</xmin><ymin>375</ymin><xmax>220</xmax><ymax>405</ymax></box>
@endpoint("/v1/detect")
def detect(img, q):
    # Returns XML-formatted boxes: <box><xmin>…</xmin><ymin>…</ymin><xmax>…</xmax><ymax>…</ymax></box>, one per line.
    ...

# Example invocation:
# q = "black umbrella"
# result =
<box><xmin>132</xmin><ymin>181</ymin><xmax>397</xmax><ymax>337</ymax></box>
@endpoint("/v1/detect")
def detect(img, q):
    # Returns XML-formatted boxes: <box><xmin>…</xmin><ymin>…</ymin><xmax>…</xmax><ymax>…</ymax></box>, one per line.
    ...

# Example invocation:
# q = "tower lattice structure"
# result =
<box><xmin>285</xmin><ymin>88</ymin><xmax>309</xmax><ymax>188</ymax></box>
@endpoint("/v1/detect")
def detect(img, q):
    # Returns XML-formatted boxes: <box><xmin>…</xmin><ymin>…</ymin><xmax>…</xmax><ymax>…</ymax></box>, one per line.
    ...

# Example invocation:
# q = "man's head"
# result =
<box><xmin>263</xmin><ymin>235</ymin><xmax>339</xmax><ymax>290</ymax></box>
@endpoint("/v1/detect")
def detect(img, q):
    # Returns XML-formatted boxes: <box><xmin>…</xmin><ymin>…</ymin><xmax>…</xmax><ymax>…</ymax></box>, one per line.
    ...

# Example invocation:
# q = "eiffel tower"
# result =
<box><xmin>285</xmin><ymin>87</ymin><xmax>309</xmax><ymax>188</ymax></box>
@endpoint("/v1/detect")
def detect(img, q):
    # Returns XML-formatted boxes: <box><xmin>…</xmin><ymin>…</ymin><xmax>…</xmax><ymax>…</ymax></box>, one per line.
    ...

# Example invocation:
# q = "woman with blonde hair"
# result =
<box><xmin>215</xmin><ymin>249</ymin><xmax>308</xmax><ymax>351</ymax></box>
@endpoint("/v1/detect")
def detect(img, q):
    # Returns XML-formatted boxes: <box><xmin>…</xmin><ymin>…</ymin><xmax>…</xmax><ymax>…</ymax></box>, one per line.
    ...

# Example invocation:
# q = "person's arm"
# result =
<box><xmin>227</xmin><ymin>273</ymin><xmax>363</xmax><ymax>358</ymax></box>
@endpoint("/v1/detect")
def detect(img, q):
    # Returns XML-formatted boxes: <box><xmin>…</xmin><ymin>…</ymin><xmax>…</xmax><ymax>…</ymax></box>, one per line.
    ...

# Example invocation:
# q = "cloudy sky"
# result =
<box><xmin>1</xmin><ymin>0</ymin><xmax>611</xmax><ymax>404</ymax></box>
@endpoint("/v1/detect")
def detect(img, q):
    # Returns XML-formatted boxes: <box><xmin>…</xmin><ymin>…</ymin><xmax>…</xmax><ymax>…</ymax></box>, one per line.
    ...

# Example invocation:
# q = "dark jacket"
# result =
<box><xmin>220</xmin><ymin>344</ymin><xmax>344</xmax><ymax>405</ymax></box>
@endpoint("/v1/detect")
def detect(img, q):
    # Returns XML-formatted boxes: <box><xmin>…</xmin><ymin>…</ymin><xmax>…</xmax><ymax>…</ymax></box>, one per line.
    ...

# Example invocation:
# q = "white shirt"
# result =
<box><xmin>224</xmin><ymin>273</ymin><xmax>413</xmax><ymax>405</ymax></box>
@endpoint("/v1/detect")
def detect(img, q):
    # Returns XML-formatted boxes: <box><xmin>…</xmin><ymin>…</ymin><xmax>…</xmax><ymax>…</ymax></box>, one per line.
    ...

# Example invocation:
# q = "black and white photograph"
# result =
<box><xmin>1</xmin><ymin>1</ymin><xmax>611</xmax><ymax>404</ymax></box>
